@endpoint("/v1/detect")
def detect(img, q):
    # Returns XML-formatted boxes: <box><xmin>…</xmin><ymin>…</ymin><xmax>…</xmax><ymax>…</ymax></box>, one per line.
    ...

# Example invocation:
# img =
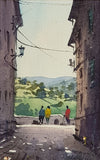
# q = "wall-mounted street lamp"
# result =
<box><xmin>18</xmin><ymin>45</ymin><xmax>25</xmax><ymax>57</ymax></box>
<box><xmin>4</xmin><ymin>45</ymin><xmax>25</xmax><ymax>71</ymax></box>
<box><xmin>10</xmin><ymin>45</ymin><xmax>25</xmax><ymax>58</ymax></box>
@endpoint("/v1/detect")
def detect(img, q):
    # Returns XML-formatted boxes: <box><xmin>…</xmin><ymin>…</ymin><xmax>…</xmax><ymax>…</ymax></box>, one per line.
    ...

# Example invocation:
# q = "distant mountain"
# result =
<box><xmin>25</xmin><ymin>76</ymin><xmax>76</xmax><ymax>87</ymax></box>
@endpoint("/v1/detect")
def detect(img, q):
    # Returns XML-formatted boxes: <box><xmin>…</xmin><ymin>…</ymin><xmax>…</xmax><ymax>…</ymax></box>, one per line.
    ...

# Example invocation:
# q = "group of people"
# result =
<box><xmin>39</xmin><ymin>105</ymin><xmax>71</xmax><ymax>124</ymax></box>
<box><xmin>39</xmin><ymin>106</ymin><xmax>51</xmax><ymax>124</ymax></box>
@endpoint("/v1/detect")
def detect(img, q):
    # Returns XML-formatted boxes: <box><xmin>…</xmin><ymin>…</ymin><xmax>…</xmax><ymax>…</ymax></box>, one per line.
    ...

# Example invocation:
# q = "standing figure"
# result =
<box><xmin>45</xmin><ymin>106</ymin><xmax>51</xmax><ymax>124</ymax></box>
<box><xmin>39</xmin><ymin>106</ymin><xmax>45</xmax><ymax>124</ymax></box>
<box><xmin>65</xmin><ymin>106</ymin><xmax>71</xmax><ymax>124</ymax></box>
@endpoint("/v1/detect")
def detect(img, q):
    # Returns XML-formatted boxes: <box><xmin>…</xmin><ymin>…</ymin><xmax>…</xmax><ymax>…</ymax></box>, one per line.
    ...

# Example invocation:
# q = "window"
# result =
<box><xmin>78</xmin><ymin>29</ymin><xmax>81</xmax><ymax>44</ymax></box>
<box><xmin>0</xmin><ymin>29</ymin><xmax>1</xmax><ymax>50</ymax></box>
<box><xmin>4</xmin><ymin>0</ymin><xmax>7</xmax><ymax>6</ymax></box>
<box><xmin>89</xmin><ymin>58</ymin><xmax>95</xmax><ymax>81</ymax></box>
<box><xmin>89</xmin><ymin>58</ymin><xmax>96</xmax><ymax>89</ymax></box>
<box><xmin>9</xmin><ymin>92</ymin><xmax>11</xmax><ymax>99</ymax></box>
<box><xmin>12</xmin><ymin>16</ymin><xmax>15</xmax><ymax>30</ymax></box>
<box><xmin>5</xmin><ymin>90</ymin><xmax>7</xmax><ymax>101</ymax></box>
<box><xmin>0</xmin><ymin>91</ymin><xmax>1</xmax><ymax>100</ymax></box>
<box><xmin>79</xmin><ymin>68</ymin><xmax>83</xmax><ymax>78</ymax></box>
<box><xmin>80</xmin><ymin>93</ymin><xmax>83</xmax><ymax>112</ymax></box>
<box><xmin>7</xmin><ymin>31</ymin><xmax>10</xmax><ymax>52</ymax></box>
<box><xmin>88</xmin><ymin>9</ymin><xmax>93</xmax><ymax>33</ymax></box>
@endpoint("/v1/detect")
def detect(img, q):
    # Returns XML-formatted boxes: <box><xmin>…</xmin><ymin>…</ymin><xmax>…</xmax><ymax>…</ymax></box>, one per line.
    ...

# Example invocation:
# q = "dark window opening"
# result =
<box><xmin>89</xmin><ymin>58</ymin><xmax>95</xmax><ymax>81</ymax></box>
<box><xmin>80</xmin><ymin>93</ymin><xmax>83</xmax><ymax>112</ymax></box>
<box><xmin>12</xmin><ymin>16</ymin><xmax>15</xmax><ymax>30</ymax></box>
<box><xmin>11</xmin><ymin>49</ymin><xmax>14</xmax><ymax>59</ymax></box>
<box><xmin>9</xmin><ymin>92</ymin><xmax>11</xmax><ymax>99</ymax></box>
<box><xmin>7</xmin><ymin>31</ymin><xmax>10</xmax><ymax>52</ymax></box>
<box><xmin>88</xmin><ymin>9</ymin><xmax>93</xmax><ymax>33</ymax></box>
<box><xmin>79</xmin><ymin>68</ymin><xmax>83</xmax><ymax>78</ymax></box>
<box><xmin>0</xmin><ymin>91</ymin><xmax>1</xmax><ymax>100</ymax></box>
<box><xmin>0</xmin><ymin>29</ymin><xmax>1</xmax><ymax>50</ymax></box>
<box><xmin>4</xmin><ymin>0</ymin><xmax>7</xmax><ymax>6</ymax></box>
<box><xmin>78</xmin><ymin>29</ymin><xmax>81</xmax><ymax>44</ymax></box>
<box><xmin>89</xmin><ymin>58</ymin><xmax>95</xmax><ymax>88</ymax></box>
<box><xmin>5</xmin><ymin>90</ymin><xmax>7</xmax><ymax>102</ymax></box>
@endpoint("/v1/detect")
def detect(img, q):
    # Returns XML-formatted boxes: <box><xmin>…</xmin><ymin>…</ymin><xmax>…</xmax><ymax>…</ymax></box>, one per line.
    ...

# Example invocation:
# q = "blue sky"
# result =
<box><xmin>17</xmin><ymin>0</ymin><xmax>76</xmax><ymax>78</ymax></box>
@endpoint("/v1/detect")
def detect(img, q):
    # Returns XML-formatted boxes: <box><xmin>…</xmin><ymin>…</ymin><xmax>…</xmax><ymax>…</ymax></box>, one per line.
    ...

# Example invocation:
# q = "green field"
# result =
<box><xmin>15</xmin><ymin>97</ymin><xmax>76</xmax><ymax>118</ymax></box>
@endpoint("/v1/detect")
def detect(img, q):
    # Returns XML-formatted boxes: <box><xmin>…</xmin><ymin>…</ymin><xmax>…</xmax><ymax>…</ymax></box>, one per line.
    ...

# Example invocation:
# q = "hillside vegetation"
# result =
<box><xmin>14</xmin><ymin>77</ymin><xmax>76</xmax><ymax>118</ymax></box>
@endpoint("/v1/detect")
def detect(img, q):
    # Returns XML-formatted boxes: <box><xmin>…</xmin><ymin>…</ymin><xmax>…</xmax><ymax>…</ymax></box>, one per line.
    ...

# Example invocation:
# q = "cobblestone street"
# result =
<box><xmin>0</xmin><ymin>124</ymin><xmax>99</xmax><ymax>160</ymax></box>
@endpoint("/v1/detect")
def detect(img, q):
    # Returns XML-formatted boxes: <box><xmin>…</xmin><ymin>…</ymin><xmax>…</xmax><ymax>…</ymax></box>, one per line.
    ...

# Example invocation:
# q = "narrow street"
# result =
<box><xmin>0</xmin><ymin>125</ymin><xmax>99</xmax><ymax>160</ymax></box>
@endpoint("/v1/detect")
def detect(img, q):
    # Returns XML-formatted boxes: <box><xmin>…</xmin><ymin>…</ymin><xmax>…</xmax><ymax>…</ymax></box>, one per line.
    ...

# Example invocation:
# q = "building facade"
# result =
<box><xmin>0</xmin><ymin>0</ymin><xmax>22</xmax><ymax>135</ymax></box>
<box><xmin>68</xmin><ymin>0</ymin><xmax>100</xmax><ymax>150</ymax></box>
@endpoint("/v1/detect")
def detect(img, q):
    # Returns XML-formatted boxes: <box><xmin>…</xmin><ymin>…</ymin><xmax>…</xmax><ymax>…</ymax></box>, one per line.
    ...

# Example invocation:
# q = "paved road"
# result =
<box><xmin>0</xmin><ymin>125</ymin><xmax>99</xmax><ymax>160</ymax></box>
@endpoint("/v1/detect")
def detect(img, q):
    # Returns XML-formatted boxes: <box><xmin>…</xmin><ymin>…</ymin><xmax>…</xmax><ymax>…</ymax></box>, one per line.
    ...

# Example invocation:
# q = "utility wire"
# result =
<box><xmin>17</xmin><ymin>38</ymin><xmax>33</xmax><ymax>48</ymax></box>
<box><xmin>15</xmin><ymin>0</ymin><xmax>100</xmax><ymax>6</ymax></box>
<box><xmin>18</xmin><ymin>29</ymin><xmax>36</xmax><ymax>46</ymax></box>
<box><xmin>18</xmin><ymin>0</ymin><xmax>99</xmax><ymax>7</ymax></box>
<box><xmin>17</xmin><ymin>31</ymin><xmax>70</xmax><ymax>64</ymax></box>
<box><xmin>17</xmin><ymin>31</ymin><xmax>72</xmax><ymax>65</ymax></box>
<box><xmin>17</xmin><ymin>30</ymin><xmax>53</xmax><ymax>57</ymax></box>
<box><xmin>17</xmin><ymin>37</ymin><xmax>52</xmax><ymax>57</ymax></box>
<box><xmin>18</xmin><ymin>29</ymin><xmax>72</xmax><ymax>53</ymax></box>
<box><xmin>17</xmin><ymin>0</ymin><xmax>96</xmax><ymax>5</ymax></box>
<box><xmin>37</xmin><ymin>47</ymin><xmax>72</xmax><ymax>53</ymax></box>
<box><xmin>18</xmin><ymin>0</ymin><xmax>72</xmax><ymax>6</ymax></box>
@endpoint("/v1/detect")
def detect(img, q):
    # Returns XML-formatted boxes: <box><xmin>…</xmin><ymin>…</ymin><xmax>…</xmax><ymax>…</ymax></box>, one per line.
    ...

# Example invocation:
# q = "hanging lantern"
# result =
<box><xmin>19</xmin><ymin>45</ymin><xmax>25</xmax><ymax>56</ymax></box>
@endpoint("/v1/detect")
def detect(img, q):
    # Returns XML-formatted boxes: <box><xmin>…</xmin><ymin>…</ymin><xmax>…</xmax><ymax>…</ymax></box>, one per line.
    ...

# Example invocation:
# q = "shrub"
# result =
<box><xmin>57</xmin><ymin>101</ymin><xmax>63</xmax><ymax>107</ymax></box>
<box><xmin>15</xmin><ymin>103</ymin><xmax>33</xmax><ymax>116</ymax></box>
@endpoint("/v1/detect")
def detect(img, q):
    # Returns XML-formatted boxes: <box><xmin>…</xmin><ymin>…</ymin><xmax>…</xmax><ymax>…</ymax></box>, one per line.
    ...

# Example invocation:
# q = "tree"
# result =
<box><xmin>48</xmin><ymin>88</ymin><xmax>55</xmax><ymax>98</ymax></box>
<box><xmin>31</xmin><ymin>80</ymin><xmax>38</xmax><ymax>90</ymax></box>
<box><xmin>64</xmin><ymin>93</ymin><xmax>69</xmax><ymax>101</ymax></box>
<box><xmin>64</xmin><ymin>93</ymin><xmax>69</xmax><ymax>99</ymax></box>
<box><xmin>67</xmin><ymin>82</ymin><xmax>75</xmax><ymax>91</ymax></box>
<box><xmin>36</xmin><ymin>88</ymin><xmax>46</xmax><ymax>99</ymax></box>
<box><xmin>55</xmin><ymin>89</ymin><xmax>63</xmax><ymax>99</ymax></box>
<box><xmin>19</xmin><ymin>78</ymin><xmax>27</xmax><ymax>85</ymax></box>
<box><xmin>66</xmin><ymin>82</ymin><xmax>76</xmax><ymax>101</ymax></box>
<box><xmin>15</xmin><ymin>103</ymin><xmax>33</xmax><ymax>116</ymax></box>
<box><xmin>57</xmin><ymin>101</ymin><xmax>63</xmax><ymax>107</ymax></box>
<box><xmin>26</xmin><ymin>80</ymin><xmax>31</xmax><ymax>85</ymax></box>
<box><xmin>35</xmin><ymin>108</ymin><xmax>38</xmax><ymax>116</ymax></box>
<box><xmin>27</xmin><ymin>81</ymin><xmax>38</xmax><ymax>95</ymax></box>
<box><xmin>61</xmin><ymin>85</ymin><xmax>66</xmax><ymax>91</ymax></box>
<box><xmin>38</xmin><ymin>82</ymin><xmax>45</xmax><ymax>89</ymax></box>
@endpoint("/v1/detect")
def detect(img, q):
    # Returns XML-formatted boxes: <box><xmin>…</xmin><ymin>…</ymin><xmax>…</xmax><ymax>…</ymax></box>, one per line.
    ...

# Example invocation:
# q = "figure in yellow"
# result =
<box><xmin>45</xmin><ymin>106</ymin><xmax>51</xmax><ymax>124</ymax></box>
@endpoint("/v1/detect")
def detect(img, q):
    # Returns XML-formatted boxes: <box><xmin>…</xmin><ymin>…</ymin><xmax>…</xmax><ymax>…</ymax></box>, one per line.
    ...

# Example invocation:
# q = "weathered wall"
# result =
<box><xmin>68</xmin><ymin>0</ymin><xmax>100</xmax><ymax>150</ymax></box>
<box><xmin>0</xmin><ymin>0</ymin><xmax>21</xmax><ymax>134</ymax></box>
<box><xmin>15</xmin><ymin>115</ymin><xmax>75</xmax><ymax>125</ymax></box>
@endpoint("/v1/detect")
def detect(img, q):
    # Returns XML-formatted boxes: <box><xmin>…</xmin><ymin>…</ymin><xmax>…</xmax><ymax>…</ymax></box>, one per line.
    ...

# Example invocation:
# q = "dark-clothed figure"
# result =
<box><xmin>65</xmin><ymin>106</ymin><xmax>71</xmax><ymax>124</ymax></box>
<box><xmin>39</xmin><ymin>106</ymin><xmax>45</xmax><ymax>124</ymax></box>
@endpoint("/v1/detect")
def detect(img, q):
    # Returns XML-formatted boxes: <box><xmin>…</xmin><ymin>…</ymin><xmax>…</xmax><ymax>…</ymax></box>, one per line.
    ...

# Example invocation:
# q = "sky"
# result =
<box><xmin>17</xmin><ymin>0</ymin><xmax>76</xmax><ymax>78</ymax></box>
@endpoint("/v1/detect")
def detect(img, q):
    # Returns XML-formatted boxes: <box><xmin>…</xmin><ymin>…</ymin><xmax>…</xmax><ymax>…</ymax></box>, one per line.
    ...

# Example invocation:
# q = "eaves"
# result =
<box><xmin>14</xmin><ymin>0</ymin><xmax>23</xmax><ymax>27</ymax></box>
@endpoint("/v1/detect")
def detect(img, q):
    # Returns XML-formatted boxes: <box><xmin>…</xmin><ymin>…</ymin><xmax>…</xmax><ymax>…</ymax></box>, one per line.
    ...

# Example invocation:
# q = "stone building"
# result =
<box><xmin>68</xmin><ymin>0</ymin><xmax>100</xmax><ymax>150</ymax></box>
<box><xmin>0</xmin><ymin>0</ymin><xmax>22</xmax><ymax>135</ymax></box>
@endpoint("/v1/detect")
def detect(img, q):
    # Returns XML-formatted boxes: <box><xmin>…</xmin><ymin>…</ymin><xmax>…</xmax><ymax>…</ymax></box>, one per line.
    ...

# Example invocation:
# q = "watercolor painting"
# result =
<box><xmin>0</xmin><ymin>0</ymin><xmax>99</xmax><ymax>159</ymax></box>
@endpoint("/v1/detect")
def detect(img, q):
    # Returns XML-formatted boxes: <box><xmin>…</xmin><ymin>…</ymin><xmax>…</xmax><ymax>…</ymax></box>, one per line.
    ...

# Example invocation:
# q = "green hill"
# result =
<box><xmin>14</xmin><ymin>78</ymin><xmax>76</xmax><ymax>118</ymax></box>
